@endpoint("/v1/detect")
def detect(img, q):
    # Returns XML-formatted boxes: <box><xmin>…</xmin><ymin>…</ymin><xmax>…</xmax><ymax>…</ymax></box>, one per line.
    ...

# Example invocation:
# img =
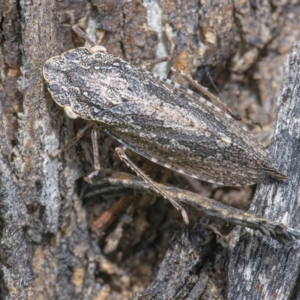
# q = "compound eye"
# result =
<box><xmin>89</xmin><ymin>45</ymin><xmax>107</xmax><ymax>53</ymax></box>
<box><xmin>63</xmin><ymin>105</ymin><xmax>78</xmax><ymax>119</ymax></box>
<box><xmin>48</xmin><ymin>83</ymin><xmax>62</xmax><ymax>94</ymax></box>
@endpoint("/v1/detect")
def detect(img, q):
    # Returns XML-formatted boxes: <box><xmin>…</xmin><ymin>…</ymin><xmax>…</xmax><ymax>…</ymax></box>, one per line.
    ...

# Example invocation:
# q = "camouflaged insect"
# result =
<box><xmin>43</xmin><ymin>46</ymin><xmax>286</xmax><ymax>202</ymax></box>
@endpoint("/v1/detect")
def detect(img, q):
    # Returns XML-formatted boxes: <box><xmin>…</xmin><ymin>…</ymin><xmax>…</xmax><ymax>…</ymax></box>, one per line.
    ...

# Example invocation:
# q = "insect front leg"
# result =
<box><xmin>49</xmin><ymin>122</ymin><xmax>94</xmax><ymax>158</ymax></box>
<box><xmin>115</xmin><ymin>146</ymin><xmax>189</xmax><ymax>224</ymax></box>
<box><xmin>142</xmin><ymin>56</ymin><xmax>171</xmax><ymax>69</ymax></box>
<box><xmin>84</xmin><ymin>126</ymin><xmax>101</xmax><ymax>183</ymax></box>
<box><xmin>72</xmin><ymin>25</ymin><xmax>96</xmax><ymax>47</ymax></box>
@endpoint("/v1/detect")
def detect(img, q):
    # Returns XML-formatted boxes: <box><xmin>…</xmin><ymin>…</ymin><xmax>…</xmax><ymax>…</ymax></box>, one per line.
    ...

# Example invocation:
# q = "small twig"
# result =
<box><xmin>92</xmin><ymin>195</ymin><xmax>136</xmax><ymax>236</ymax></box>
<box><xmin>92</xmin><ymin>170</ymin><xmax>300</xmax><ymax>243</ymax></box>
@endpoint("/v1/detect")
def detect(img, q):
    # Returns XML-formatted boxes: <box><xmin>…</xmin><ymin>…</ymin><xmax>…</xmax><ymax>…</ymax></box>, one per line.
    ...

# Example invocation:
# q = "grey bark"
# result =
<box><xmin>228</xmin><ymin>42</ymin><xmax>300</xmax><ymax>300</ymax></box>
<box><xmin>1</xmin><ymin>0</ymin><xmax>300</xmax><ymax>300</ymax></box>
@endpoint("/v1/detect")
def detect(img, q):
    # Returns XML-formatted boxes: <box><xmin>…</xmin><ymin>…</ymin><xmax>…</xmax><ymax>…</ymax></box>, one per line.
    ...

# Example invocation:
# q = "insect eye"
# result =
<box><xmin>48</xmin><ymin>83</ymin><xmax>61</xmax><ymax>94</ymax></box>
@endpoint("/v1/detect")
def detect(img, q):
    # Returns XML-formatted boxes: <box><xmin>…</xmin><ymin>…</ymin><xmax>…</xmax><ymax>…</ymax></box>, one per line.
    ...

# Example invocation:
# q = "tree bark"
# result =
<box><xmin>1</xmin><ymin>0</ymin><xmax>300</xmax><ymax>299</ymax></box>
<box><xmin>228</xmin><ymin>42</ymin><xmax>300</xmax><ymax>300</ymax></box>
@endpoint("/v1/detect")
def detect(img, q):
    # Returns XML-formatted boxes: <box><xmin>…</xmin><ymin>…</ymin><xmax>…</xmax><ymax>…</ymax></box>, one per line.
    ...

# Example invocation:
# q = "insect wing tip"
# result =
<box><xmin>264</xmin><ymin>165</ymin><xmax>288</xmax><ymax>181</ymax></box>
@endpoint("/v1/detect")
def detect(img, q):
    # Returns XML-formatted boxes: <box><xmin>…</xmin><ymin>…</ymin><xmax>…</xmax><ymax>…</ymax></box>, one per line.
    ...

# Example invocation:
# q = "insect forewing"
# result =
<box><xmin>43</xmin><ymin>47</ymin><xmax>286</xmax><ymax>186</ymax></box>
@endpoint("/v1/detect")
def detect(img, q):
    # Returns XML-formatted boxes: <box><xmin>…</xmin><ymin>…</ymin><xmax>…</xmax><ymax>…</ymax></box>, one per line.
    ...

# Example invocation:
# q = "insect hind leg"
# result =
<box><xmin>115</xmin><ymin>146</ymin><xmax>189</xmax><ymax>224</ymax></box>
<box><xmin>168</xmin><ymin>67</ymin><xmax>242</xmax><ymax>121</ymax></box>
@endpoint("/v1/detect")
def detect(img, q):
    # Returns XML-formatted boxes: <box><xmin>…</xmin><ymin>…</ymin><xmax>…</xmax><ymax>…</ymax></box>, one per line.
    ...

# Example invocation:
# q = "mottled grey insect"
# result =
<box><xmin>43</xmin><ymin>44</ymin><xmax>286</xmax><ymax>223</ymax></box>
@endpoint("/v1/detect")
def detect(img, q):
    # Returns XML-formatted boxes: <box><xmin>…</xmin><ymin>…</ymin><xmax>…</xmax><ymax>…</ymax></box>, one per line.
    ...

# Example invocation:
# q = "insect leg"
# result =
<box><xmin>49</xmin><ymin>122</ymin><xmax>94</xmax><ymax>158</ymax></box>
<box><xmin>115</xmin><ymin>146</ymin><xmax>189</xmax><ymax>224</ymax></box>
<box><xmin>143</xmin><ymin>56</ymin><xmax>171</xmax><ymax>69</ymax></box>
<box><xmin>72</xmin><ymin>25</ymin><xmax>108</xmax><ymax>55</ymax></box>
<box><xmin>72</xmin><ymin>25</ymin><xmax>96</xmax><ymax>47</ymax></box>
<box><xmin>169</xmin><ymin>67</ymin><xmax>242</xmax><ymax>121</ymax></box>
<box><xmin>84</xmin><ymin>126</ymin><xmax>101</xmax><ymax>183</ymax></box>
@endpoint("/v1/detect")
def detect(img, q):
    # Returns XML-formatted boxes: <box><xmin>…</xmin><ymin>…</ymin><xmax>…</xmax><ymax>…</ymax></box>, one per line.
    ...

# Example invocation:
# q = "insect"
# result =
<box><xmin>43</xmin><ymin>31</ymin><xmax>286</xmax><ymax>224</ymax></box>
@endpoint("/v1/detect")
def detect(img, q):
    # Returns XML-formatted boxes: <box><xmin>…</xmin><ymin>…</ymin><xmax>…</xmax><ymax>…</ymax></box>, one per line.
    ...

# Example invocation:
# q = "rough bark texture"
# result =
<box><xmin>228</xmin><ymin>42</ymin><xmax>300</xmax><ymax>300</ymax></box>
<box><xmin>1</xmin><ymin>0</ymin><xmax>300</xmax><ymax>299</ymax></box>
